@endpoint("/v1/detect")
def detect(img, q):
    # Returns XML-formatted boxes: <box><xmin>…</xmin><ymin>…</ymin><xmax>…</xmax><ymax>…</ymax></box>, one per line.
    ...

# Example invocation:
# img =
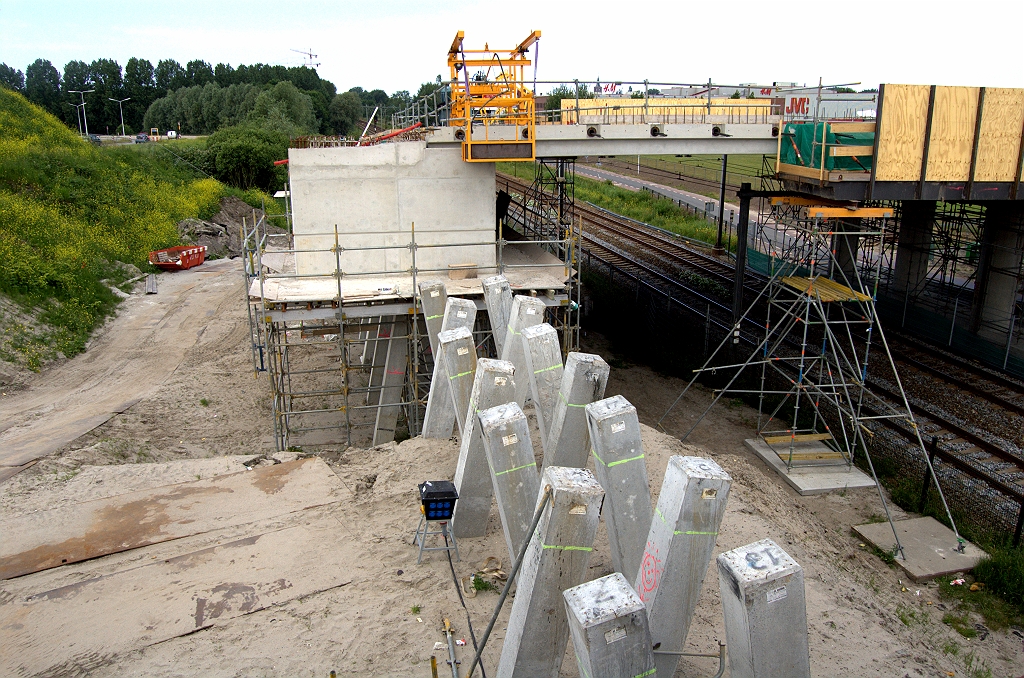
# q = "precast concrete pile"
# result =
<box><xmin>416</xmin><ymin>276</ymin><xmax>810</xmax><ymax>677</ymax></box>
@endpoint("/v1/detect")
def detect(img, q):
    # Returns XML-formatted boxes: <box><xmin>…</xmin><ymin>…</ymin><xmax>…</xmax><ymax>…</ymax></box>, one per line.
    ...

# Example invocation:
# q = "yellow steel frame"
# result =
<box><xmin>448</xmin><ymin>30</ymin><xmax>540</xmax><ymax>162</ymax></box>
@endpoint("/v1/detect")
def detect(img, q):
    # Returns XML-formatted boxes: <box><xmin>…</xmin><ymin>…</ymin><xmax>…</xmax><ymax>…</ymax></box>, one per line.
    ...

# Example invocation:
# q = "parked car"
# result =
<box><xmin>166</xmin><ymin>130</ymin><xmax>178</xmax><ymax>139</ymax></box>
<box><xmin>87</xmin><ymin>134</ymin><xmax>101</xmax><ymax>146</ymax></box>
<box><xmin>134</xmin><ymin>133</ymin><xmax>149</xmax><ymax>144</ymax></box>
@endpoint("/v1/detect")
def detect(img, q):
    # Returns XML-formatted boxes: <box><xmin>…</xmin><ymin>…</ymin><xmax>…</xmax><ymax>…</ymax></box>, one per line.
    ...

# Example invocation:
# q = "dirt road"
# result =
<box><xmin>0</xmin><ymin>259</ymin><xmax>243</xmax><ymax>472</ymax></box>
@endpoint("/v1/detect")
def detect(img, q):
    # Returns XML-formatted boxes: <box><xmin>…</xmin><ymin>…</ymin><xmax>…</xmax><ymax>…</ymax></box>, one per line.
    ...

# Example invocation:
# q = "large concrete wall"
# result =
<box><xmin>288</xmin><ymin>142</ymin><xmax>496</xmax><ymax>276</ymax></box>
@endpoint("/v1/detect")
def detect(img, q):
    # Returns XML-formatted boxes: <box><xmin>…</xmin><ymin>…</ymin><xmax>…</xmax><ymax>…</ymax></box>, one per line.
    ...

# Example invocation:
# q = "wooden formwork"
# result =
<box><xmin>777</xmin><ymin>83</ymin><xmax>1024</xmax><ymax>198</ymax></box>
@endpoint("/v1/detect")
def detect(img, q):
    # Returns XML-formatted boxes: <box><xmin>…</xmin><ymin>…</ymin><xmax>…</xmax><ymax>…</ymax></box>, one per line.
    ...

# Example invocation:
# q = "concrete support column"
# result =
<box><xmin>372</xmin><ymin>317</ymin><xmax>409</xmax><ymax>446</ymax></box>
<box><xmin>717</xmin><ymin>539</ymin><xmax>810</xmax><ymax>678</ymax></box>
<box><xmin>585</xmin><ymin>395</ymin><xmax>653</xmax><ymax>579</ymax></box>
<box><xmin>478</xmin><ymin>402</ymin><xmax>542</xmax><ymax>561</ymax></box>
<box><xmin>833</xmin><ymin>219</ymin><xmax>861</xmax><ymax>290</ymax></box>
<box><xmin>563</xmin><ymin>572</ymin><xmax>655</xmax><ymax>678</ymax></box>
<box><xmin>421</xmin><ymin>327</ymin><xmax>475</xmax><ymax>439</ymax></box>
<box><xmin>521</xmin><ymin>323</ymin><xmax>563</xmax><ymax>452</ymax></box>
<box><xmin>892</xmin><ymin>201</ymin><xmax>936</xmax><ymax>296</ymax></box>
<box><xmin>497</xmin><ymin>466</ymin><xmax>604</xmax><ymax>678</ymax></box>
<box><xmin>451</xmin><ymin>359</ymin><xmax>517</xmax><ymax>538</ymax></box>
<box><xmin>542</xmin><ymin>352</ymin><xmax>610</xmax><ymax>472</ymax></box>
<box><xmin>483</xmin><ymin>275</ymin><xmax>514</xmax><ymax>355</ymax></box>
<box><xmin>418</xmin><ymin>280</ymin><xmax>447</xmax><ymax>359</ymax></box>
<box><xmin>971</xmin><ymin>203</ymin><xmax>1024</xmax><ymax>340</ymax></box>
<box><xmin>638</xmin><ymin>456</ymin><xmax>731</xmax><ymax>678</ymax></box>
<box><xmin>500</xmin><ymin>295</ymin><xmax>548</xmax><ymax>406</ymax></box>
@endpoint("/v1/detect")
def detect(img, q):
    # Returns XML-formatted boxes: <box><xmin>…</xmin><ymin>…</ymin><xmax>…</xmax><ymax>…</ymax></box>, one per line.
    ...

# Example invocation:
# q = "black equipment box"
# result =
<box><xmin>419</xmin><ymin>480</ymin><xmax>459</xmax><ymax>521</ymax></box>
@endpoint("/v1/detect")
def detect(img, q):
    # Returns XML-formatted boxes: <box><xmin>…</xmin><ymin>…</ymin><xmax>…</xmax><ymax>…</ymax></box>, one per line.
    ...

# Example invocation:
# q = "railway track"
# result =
<box><xmin>579</xmin><ymin>158</ymin><xmax>746</xmax><ymax>195</ymax></box>
<box><xmin>498</xmin><ymin>173</ymin><xmax>766</xmax><ymax>298</ymax></box>
<box><xmin>497</xmin><ymin>172</ymin><xmax>1024</xmax><ymax>535</ymax></box>
<box><xmin>888</xmin><ymin>338</ymin><xmax>1024</xmax><ymax>418</ymax></box>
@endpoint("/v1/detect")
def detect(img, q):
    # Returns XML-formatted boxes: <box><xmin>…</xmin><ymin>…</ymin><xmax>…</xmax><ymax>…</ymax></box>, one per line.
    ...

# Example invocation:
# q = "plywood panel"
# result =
<box><xmin>975</xmin><ymin>87</ymin><xmax>1024</xmax><ymax>182</ymax></box>
<box><xmin>875</xmin><ymin>84</ymin><xmax>930</xmax><ymax>181</ymax></box>
<box><xmin>926</xmin><ymin>86</ymin><xmax>980</xmax><ymax>181</ymax></box>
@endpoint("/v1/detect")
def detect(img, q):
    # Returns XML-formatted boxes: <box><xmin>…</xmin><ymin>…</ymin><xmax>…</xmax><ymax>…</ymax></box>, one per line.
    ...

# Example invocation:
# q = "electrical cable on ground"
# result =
<box><xmin>466</xmin><ymin>486</ymin><xmax>553</xmax><ymax>677</ymax></box>
<box><xmin>444</xmin><ymin>532</ymin><xmax>486</xmax><ymax>678</ymax></box>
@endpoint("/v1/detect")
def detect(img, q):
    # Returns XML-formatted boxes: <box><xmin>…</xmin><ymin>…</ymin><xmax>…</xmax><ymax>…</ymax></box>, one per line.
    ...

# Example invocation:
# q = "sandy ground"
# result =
<box><xmin>1</xmin><ymin>262</ymin><xmax>1022</xmax><ymax>677</ymax></box>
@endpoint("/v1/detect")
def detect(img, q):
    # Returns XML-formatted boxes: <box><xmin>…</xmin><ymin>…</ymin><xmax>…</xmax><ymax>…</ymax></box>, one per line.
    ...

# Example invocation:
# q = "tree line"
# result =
<box><xmin>0</xmin><ymin>57</ymin><xmax>443</xmax><ymax>138</ymax></box>
<box><xmin>0</xmin><ymin>58</ymin><xmax>449</xmax><ymax>194</ymax></box>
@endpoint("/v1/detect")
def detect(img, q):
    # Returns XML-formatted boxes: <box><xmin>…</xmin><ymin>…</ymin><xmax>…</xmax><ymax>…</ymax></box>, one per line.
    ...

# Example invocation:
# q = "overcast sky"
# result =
<box><xmin>2</xmin><ymin>0</ymin><xmax>1022</xmax><ymax>94</ymax></box>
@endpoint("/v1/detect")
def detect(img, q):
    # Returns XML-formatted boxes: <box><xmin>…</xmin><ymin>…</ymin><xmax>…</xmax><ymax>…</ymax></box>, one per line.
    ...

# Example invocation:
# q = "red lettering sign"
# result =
<box><xmin>785</xmin><ymin>97</ymin><xmax>809</xmax><ymax>115</ymax></box>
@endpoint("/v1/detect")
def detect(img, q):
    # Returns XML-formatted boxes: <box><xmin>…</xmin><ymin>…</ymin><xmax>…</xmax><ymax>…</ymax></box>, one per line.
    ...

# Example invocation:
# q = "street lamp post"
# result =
<box><xmin>66</xmin><ymin>102</ymin><xmax>84</xmax><ymax>135</ymax></box>
<box><xmin>68</xmin><ymin>89</ymin><xmax>96</xmax><ymax>137</ymax></box>
<box><xmin>109</xmin><ymin>97</ymin><xmax>130</xmax><ymax>137</ymax></box>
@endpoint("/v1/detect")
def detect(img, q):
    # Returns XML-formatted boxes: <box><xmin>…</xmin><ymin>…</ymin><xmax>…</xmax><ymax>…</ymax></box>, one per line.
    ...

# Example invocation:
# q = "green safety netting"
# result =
<box><xmin>779</xmin><ymin>122</ymin><xmax>874</xmax><ymax>172</ymax></box>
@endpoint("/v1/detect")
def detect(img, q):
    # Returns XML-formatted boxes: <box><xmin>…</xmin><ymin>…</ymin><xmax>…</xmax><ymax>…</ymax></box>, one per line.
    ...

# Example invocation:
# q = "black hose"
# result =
<box><xmin>444</xmin><ymin>531</ymin><xmax>486</xmax><ymax>678</ymax></box>
<box><xmin>466</xmin><ymin>486</ymin><xmax>553</xmax><ymax>677</ymax></box>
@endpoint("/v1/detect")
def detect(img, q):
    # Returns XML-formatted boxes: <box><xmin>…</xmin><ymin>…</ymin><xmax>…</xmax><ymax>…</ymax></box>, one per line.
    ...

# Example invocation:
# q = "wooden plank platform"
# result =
<box><xmin>251</xmin><ymin>241</ymin><xmax>570</xmax><ymax>303</ymax></box>
<box><xmin>781</xmin><ymin>276</ymin><xmax>872</xmax><ymax>303</ymax></box>
<box><xmin>762</xmin><ymin>433</ymin><xmax>834</xmax><ymax>445</ymax></box>
<box><xmin>0</xmin><ymin>458</ymin><xmax>345</xmax><ymax>580</ymax></box>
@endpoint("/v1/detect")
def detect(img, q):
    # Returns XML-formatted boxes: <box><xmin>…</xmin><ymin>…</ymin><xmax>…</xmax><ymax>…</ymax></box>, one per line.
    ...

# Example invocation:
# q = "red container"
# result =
<box><xmin>148</xmin><ymin>245</ymin><xmax>207</xmax><ymax>271</ymax></box>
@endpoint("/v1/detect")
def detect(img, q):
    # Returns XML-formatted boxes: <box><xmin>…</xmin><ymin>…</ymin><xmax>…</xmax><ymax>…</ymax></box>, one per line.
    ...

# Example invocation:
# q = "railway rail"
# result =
<box><xmin>577</xmin><ymin>157</ymin><xmax>749</xmax><ymax>195</ymax></box>
<box><xmin>497</xmin><ymin>171</ymin><xmax>1024</xmax><ymax>541</ymax></box>
<box><xmin>498</xmin><ymin>173</ymin><xmax>766</xmax><ymax>298</ymax></box>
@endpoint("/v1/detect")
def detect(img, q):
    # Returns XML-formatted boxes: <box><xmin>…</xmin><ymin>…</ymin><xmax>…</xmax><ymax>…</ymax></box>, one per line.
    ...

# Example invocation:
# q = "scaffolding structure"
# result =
<box><xmin>242</xmin><ymin>205</ymin><xmax>579</xmax><ymax>452</ymax></box>
<box><xmin>501</xmin><ymin>158</ymin><xmax>582</xmax><ymax>353</ymax></box>
<box><xmin>662</xmin><ymin>197</ymin><xmax>963</xmax><ymax>557</ymax></box>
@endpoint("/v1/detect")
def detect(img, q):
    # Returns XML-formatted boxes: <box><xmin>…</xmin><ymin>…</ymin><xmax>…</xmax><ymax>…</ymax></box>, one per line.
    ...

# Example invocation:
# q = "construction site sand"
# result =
<box><xmin>1</xmin><ymin>260</ymin><xmax>1021</xmax><ymax>677</ymax></box>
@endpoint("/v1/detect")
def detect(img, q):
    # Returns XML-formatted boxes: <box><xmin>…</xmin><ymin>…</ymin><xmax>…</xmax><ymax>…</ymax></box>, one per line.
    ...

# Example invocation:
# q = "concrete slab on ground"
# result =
<box><xmin>852</xmin><ymin>516</ymin><xmax>987</xmax><ymax>582</ymax></box>
<box><xmin>0</xmin><ymin>457</ymin><xmax>345</xmax><ymax>579</ymax></box>
<box><xmin>744</xmin><ymin>438</ymin><xmax>876</xmax><ymax>496</ymax></box>
<box><xmin>0</xmin><ymin>507</ymin><xmax>354</xmax><ymax>678</ymax></box>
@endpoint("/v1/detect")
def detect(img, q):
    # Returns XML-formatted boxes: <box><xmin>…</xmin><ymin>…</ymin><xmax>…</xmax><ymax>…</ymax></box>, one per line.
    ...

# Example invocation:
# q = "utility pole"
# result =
<box><xmin>69</xmin><ymin>89</ymin><xmax>96</xmax><ymax>136</ymax></box>
<box><xmin>715</xmin><ymin>154</ymin><xmax>728</xmax><ymax>253</ymax></box>
<box><xmin>109</xmin><ymin>97</ymin><xmax>130</xmax><ymax>137</ymax></box>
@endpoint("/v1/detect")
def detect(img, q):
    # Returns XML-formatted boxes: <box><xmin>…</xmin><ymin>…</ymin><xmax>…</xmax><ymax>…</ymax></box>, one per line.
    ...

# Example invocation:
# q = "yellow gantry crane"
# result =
<box><xmin>447</xmin><ymin>30</ymin><xmax>540</xmax><ymax>162</ymax></box>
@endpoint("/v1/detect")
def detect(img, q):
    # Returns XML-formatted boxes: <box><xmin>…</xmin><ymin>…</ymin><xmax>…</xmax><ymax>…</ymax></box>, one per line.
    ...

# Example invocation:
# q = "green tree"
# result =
<box><xmin>544</xmin><ymin>83</ymin><xmax>594</xmax><ymax>121</ymax></box>
<box><xmin>214</xmin><ymin>63</ymin><xmax>236</xmax><ymax>86</ymax></box>
<box><xmin>248</xmin><ymin>81</ymin><xmax>318</xmax><ymax>135</ymax></box>
<box><xmin>124</xmin><ymin>57</ymin><xmax>156</xmax><ymax>132</ymax></box>
<box><xmin>328</xmin><ymin>90</ymin><xmax>362</xmax><ymax>136</ymax></box>
<box><xmin>0</xmin><ymin>64</ymin><xmax>25</xmax><ymax>92</ymax></box>
<box><xmin>415</xmin><ymin>77</ymin><xmax>444</xmax><ymax>99</ymax></box>
<box><xmin>87</xmin><ymin>58</ymin><xmax>124</xmax><ymax>134</ymax></box>
<box><xmin>629</xmin><ymin>88</ymin><xmax>661</xmax><ymax>99</ymax></box>
<box><xmin>206</xmin><ymin>124</ymin><xmax>288</xmax><ymax>190</ymax></box>
<box><xmin>185</xmin><ymin>60</ymin><xmax>215</xmax><ymax>87</ymax></box>
<box><xmin>155</xmin><ymin>59</ymin><xmax>186</xmax><ymax>93</ymax></box>
<box><xmin>61</xmin><ymin>60</ymin><xmax>91</xmax><ymax>130</ymax></box>
<box><xmin>25</xmin><ymin>59</ymin><xmax>62</xmax><ymax>118</ymax></box>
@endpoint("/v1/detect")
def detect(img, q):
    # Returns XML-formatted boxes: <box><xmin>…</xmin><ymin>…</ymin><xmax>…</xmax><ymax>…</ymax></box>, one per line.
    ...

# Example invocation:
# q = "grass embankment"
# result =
<box><xmin>0</xmin><ymin>89</ymin><xmax>267</xmax><ymax>369</ymax></box>
<box><xmin>647</xmin><ymin>153</ymin><xmax>767</xmax><ymax>176</ymax></box>
<box><xmin>498</xmin><ymin>162</ymin><xmax>731</xmax><ymax>249</ymax></box>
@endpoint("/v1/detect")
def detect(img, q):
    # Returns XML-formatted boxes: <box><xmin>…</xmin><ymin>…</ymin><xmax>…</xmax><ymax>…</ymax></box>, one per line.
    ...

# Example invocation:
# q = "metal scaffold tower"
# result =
<box><xmin>242</xmin><ymin>205</ymin><xmax>580</xmax><ymax>452</ymax></box>
<box><xmin>241</xmin><ymin>213</ymin><xmax>426</xmax><ymax>451</ymax></box>
<box><xmin>501</xmin><ymin>158</ymin><xmax>582</xmax><ymax>355</ymax></box>
<box><xmin>661</xmin><ymin>196</ymin><xmax>963</xmax><ymax>558</ymax></box>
